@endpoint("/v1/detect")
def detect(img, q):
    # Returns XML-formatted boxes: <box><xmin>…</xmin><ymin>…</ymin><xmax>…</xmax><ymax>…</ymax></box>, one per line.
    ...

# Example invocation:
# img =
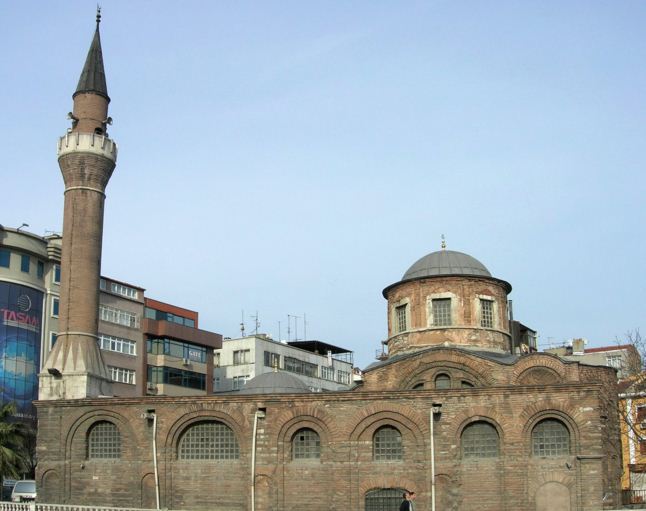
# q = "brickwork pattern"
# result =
<box><xmin>385</xmin><ymin>276</ymin><xmax>511</xmax><ymax>355</ymax></box>
<box><xmin>36</xmin><ymin>348</ymin><xmax>621</xmax><ymax>511</ymax></box>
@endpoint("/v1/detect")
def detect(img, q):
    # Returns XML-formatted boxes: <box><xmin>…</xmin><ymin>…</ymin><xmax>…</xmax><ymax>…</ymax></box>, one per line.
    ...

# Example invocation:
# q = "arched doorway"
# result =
<box><xmin>365</xmin><ymin>488</ymin><xmax>406</xmax><ymax>511</ymax></box>
<box><xmin>536</xmin><ymin>481</ymin><xmax>570</xmax><ymax>511</ymax></box>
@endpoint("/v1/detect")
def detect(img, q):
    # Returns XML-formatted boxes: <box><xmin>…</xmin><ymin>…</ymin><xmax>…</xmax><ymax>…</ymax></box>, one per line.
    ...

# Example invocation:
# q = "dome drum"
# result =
<box><xmin>384</xmin><ymin>250</ymin><xmax>512</xmax><ymax>356</ymax></box>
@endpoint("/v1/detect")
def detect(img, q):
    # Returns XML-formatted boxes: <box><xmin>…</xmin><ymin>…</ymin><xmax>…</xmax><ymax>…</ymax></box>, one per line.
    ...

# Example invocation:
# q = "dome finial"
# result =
<box><xmin>96</xmin><ymin>5</ymin><xmax>101</xmax><ymax>26</ymax></box>
<box><xmin>441</xmin><ymin>234</ymin><xmax>446</xmax><ymax>250</ymax></box>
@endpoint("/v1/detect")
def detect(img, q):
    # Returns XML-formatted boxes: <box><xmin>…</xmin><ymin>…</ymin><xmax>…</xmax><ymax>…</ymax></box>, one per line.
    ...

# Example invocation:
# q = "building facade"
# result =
<box><xmin>144</xmin><ymin>298</ymin><xmax>221</xmax><ymax>396</ymax></box>
<box><xmin>36</xmin><ymin>248</ymin><xmax>623</xmax><ymax>511</ymax></box>
<box><xmin>213</xmin><ymin>335</ymin><xmax>354</xmax><ymax>392</ymax></box>
<box><xmin>618</xmin><ymin>377</ymin><xmax>646</xmax><ymax>502</ymax></box>
<box><xmin>0</xmin><ymin>227</ymin><xmax>62</xmax><ymax>421</ymax></box>
<box><xmin>1</xmin><ymin>227</ymin><xmax>221</xmax><ymax>405</ymax></box>
<box><xmin>35</xmin><ymin>15</ymin><xmax>623</xmax><ymax>511</ymax></box>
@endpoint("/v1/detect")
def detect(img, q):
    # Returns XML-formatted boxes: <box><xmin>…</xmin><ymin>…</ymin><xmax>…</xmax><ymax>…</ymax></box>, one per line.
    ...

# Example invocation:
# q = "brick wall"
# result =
<box><xmin>36</xmin><ymin>348</ymin><xmax>621</xmax><ymax>510</ymax></box>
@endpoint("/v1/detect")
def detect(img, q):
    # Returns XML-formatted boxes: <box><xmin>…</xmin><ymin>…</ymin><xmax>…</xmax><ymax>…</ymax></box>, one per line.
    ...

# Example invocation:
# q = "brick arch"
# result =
<box><xmin>65</xmin><ymin>408</ymin><xmax>137</xmax><ymax>461</ymax></box>
<box><xmin>275</xmin><ymin>408</ymin><xmax>336</xmax><ymax>463</ymax></box>
<box><xmin>435</xmin><ymin>473</ymin><xmax>457</xmax><ymax>511</ymax></box>
<box><xmin>140</xmin><ymin>472</ymin><xmax>156</xmax><ymax>509</ymax></box>
<box><xmin>39</xmin><ymin>469</ymin><xmax>61</xmax><ymax>502</ymax></box>
<box><xmin>397</xmin><ymin>350</ymin><xmax>498</xmax><ymax>389</ymax></box>
<box><xmin>164</xmin><ymin>408</ymin><xmax>247</xmax><ymax>456</ymax></box>
<box><xmin>512</xmin><ymin>354</ymin><xmax>570</xmax><ymax>384</ymax></box>
<box><xmin>348</xmin><ymin>403</ymin><xmax>427</xmax><ymax>443</ymax></box>
<box><xmin>444</xmin><ymin>406</ymin><xmax>510</xmax><ymax>457</ymax></box>
<box><xmin>528</xmin><ymin>472</ymin><xmax>576</xmax><ymax>504</ymax></box>
<box><xmin>274</xmin><ymin>404</ymin><xmax>340</xmax><ymax>444</ymax></box>
<box><xmin>520</xmin><ymin>405</ymin><xmax>582</xmax><ymax>456</ymax></box>
<box><xmin>517</xmin><ymin>366</ymin><xmax>562</xmax><ymax>385</ymax></box>
<box><xmin>360</xmin><ymin>479</ymin><xmax>416</xmax><ymax>499</ymax></box>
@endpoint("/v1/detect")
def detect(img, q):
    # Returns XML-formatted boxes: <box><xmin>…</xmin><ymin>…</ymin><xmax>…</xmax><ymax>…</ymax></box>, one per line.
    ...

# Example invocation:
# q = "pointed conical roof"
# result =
<box><xmin>74</xmin><ymin>18</ymin><xmax>109</xmax><ymax>101</ymax></box>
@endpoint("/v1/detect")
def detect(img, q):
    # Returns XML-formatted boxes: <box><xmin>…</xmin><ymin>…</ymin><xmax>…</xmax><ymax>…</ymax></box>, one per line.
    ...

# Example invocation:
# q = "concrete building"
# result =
<box><xmin>0</xmin><ymin>227</ymin><xmax>221</xmax><ymax>410</ymax></box>
<box><xmin>213</xmin><ymin>335</ymin><xmax>354</xmax><ymax>392</ymax></box>
<box><xmin>35</xmin><ymin>14</ymin><xmax>623</xmax><ymax>511</ymax></box>
<box><xmin>545</xmin><ymin>342</ymin><xmax>641</xmax><ymax>380</ymax></box>
<box><xmin>0</xmin><ymin>227</ymin><xmax>62</xmax><ymax>421</ymax></box>
<box><xmin>618</xmin><ymin>376</ymin><xmax>646</xmax><ymax>503</ymax></box>
<box><xmin>144</xmin><ymin>298</ymin><xmax>221</xmax><ymax>396</ymax></box>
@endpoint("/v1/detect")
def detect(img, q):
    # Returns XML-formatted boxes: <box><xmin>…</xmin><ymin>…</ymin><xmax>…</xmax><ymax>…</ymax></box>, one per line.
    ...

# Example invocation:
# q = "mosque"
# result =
<box><xmin>34</xmin><ymin>13</ymin><xmax>622</xmax><ymax>511</ymax></box>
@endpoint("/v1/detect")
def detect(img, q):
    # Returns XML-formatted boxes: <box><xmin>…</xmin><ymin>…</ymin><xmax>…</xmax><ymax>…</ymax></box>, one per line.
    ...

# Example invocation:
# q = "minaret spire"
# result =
<box><xmin>40</xmin><ymin>11</ymin><xmax>117</xmax><ymax>400</ymax></box>
<box><xmin>75</xmin><ymin>6</ymin><xmax>109</xmax><ymax>102</ymax></box>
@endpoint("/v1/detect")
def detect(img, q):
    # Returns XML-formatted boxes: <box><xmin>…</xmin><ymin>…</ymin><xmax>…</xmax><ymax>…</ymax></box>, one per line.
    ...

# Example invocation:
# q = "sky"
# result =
<box><xmin>1</xmin><ymin>1</ymin><xmax>645</xmax><ymax>369</ymax></box>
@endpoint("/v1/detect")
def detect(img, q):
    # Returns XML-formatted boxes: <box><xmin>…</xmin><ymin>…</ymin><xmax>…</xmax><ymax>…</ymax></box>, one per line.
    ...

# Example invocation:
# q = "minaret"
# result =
<box><xmin>39</xmin><ymin>9</ymin><xmax>116</xmax><ymax>399</ymax></box>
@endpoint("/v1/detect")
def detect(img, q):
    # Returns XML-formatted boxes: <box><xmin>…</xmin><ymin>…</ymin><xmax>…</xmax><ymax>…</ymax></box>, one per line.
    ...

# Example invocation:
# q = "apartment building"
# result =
<box><xmin>213</xmin><ymin>335</ymin><xmax>354</xmax><ymax>392</ymax></box>
<box><xmin>1</xmin><ymin>226</ymin><xmax>221</xmax><ymax>408</ymax></box>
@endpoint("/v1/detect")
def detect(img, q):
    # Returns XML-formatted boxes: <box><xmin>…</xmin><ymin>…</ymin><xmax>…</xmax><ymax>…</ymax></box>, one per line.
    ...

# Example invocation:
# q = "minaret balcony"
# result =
<box><xmin>57</xmin><ymin>132</ymin><xmax>118</xmax><ymax>163</ymax></box>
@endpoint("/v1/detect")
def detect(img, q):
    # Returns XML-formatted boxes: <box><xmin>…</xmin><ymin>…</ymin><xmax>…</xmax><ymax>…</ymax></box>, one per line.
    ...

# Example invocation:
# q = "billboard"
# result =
<box><xmin>0</xmin><ymin>282</ymin><xmax>43</xmax><ymax>421</ymax></box>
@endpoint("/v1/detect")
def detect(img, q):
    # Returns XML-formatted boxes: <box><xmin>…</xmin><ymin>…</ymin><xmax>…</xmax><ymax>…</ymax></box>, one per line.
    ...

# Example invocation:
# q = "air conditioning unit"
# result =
<box><xmin>146</xmin><ymin>382</ymin><xmax>157</xmax><ymax>393</ymax></box>
<box><xmin>182</xmin><ymin>358</ymin><xmax>191</xmax><ymax>366</ymax></box>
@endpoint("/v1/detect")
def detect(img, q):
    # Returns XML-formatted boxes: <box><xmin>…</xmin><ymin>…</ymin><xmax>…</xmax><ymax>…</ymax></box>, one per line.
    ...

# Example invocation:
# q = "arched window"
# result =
<box><xmin>435</xmin><ymin>373</ymin><xmax>451</xmax><ymax>389</ymax></box>
<box><xmin>178</xmin><ymin>421</ymin><xmax>240</xmax><ymax>460</ymax></box>
<box><xmin>373</xmin><ymin>426</ymin><xmax>402</xmax><ymax>461</ymax></box>
<box><xmin>462</xmin><ymin>421</ymin><xmax>499</xmax><ymax>458</ymax></box>
<box><xmin>461</xmin><ymin>380</ymin><xmax>474</xmax><ymax>388</ymax></box>
<box><xmin>365</xmin><ymin>488</ymin><xmax>406</xmax><ymax>511</ymax></box>
<box><xmin>412</xmin><ymin>383</ymin><xmax>425</xmax><ymax>390</ymax></box>
<box><xmin>532</xmin><ymin>419</ymin><xmax>570</xmax><ymax>456</ymax></box>
<box><xmin>87</xmin><ymin>421</ymin><xmax>121</xmax><ymax>459</ymax></box>
<box><xmin>292</xmin><ymin>428</ymin><xmax>320</xmax><ymax>460</ymax></box>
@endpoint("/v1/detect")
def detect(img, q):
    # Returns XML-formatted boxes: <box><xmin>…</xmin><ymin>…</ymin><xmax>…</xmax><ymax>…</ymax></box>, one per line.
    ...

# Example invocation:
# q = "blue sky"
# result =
<box><xmin>1</xmin><ymin>1</ymin><xmax>645</xmax><ymax>368</ymax></box>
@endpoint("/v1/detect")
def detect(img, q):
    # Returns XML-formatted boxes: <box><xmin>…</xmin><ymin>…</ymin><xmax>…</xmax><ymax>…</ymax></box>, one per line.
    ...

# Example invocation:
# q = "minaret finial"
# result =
<box><xmin>96</xmin><ymin>5</ymin><xmax>101</xmax><ymax>26</ymax></box>
<box><xmin>441</xmin><ymin>234</ymin><xmax>446</xmax><ymax>250</ymax></box>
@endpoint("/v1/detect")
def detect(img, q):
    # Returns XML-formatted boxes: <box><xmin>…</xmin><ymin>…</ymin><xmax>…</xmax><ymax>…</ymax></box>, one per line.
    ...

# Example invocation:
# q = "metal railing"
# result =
<box><xmin>623</xmin><ymin>488</ymin><xmax>646</xmax><ymax>505</ymax></box>
<box><xmin>0</xmin><ymin>504</ymin><xmax>156</xmax><ymax>511</ymax></box>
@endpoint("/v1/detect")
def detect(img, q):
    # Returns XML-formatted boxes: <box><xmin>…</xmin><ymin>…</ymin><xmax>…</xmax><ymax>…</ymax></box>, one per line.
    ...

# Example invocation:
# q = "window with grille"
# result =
<box><xmin>178</xmin><ymin>421</ymin><xmax>240</xmax><ymax>460</ymax></box>
<box><xmin>532</xmin><ymin>419</ymin><xmax>569</xmax><ymax>456</ymax></box>
<box><xmin>365</xmin><ymin>488</ymin><xmax>407</xmax><ymax>511</ymax></box>
<box><xmin>88</xmin><ymin>421</ymin><xmax>121</xmax><ymax>459</ymax></box>
<box><xmin>395</xmin><ymin>305</ymin><xmax>407</xmax><ymax>333</ymax></box>
<box><xmin>462</xmin><ymin>421</ymin><xmax>499</xmax><ymax>458</ymax></box>
<box><xmin>435</xmin><ymin>373</ymin><xmax>451</xmax><ymax>389</ymax></box>
<box><xmin>432</xmin><ymin>299</ymin><xmax>451</xmax><ymax>326</ymax></box>
<box><xmin>373</xmin><ymin>426</ymin><xmax>403</xmax><ymax>461</ymax></box>
<box><xmin>480</xmin><ymin>299</ymin><xmax>494</xmax><ymax>328</ymax></box>
<box><xmin>292</xmin><ymin>428</ymin><xmax>320</xmax><ymax>460</ymax></box>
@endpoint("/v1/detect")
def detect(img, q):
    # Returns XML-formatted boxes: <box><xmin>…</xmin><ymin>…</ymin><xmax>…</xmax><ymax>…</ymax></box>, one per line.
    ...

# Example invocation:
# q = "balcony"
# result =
<box><xmin>142</xmin><ymin>318</ymin><xmax>222</xmax><ymax>349</ymax></box>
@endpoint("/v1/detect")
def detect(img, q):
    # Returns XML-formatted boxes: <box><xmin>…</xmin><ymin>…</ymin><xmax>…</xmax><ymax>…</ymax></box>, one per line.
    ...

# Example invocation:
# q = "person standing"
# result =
<box><xmin>399</xmin><ymin>491</ymin><xmax>411</xmax><ymax>511</ymax></box>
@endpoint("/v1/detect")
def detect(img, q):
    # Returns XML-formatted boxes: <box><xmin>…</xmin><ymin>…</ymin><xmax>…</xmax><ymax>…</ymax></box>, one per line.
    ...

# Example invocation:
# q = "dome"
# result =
<box><xmin>402</xmin><ymin>250</ymin><xmax>491</xmax><ymax>280</ymax></box>
<box><xmin>238</xmin><ymin>371</ymin><xmax>311</xmax><ymax>394</ymax></box>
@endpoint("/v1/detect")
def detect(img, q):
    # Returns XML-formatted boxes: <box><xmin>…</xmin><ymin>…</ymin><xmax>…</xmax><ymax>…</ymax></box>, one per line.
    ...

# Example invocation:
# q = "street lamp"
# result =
<box><xmin>430</xmin><ymin>403</ymin><xmax>442</xmax><ymax>511</ymax></box>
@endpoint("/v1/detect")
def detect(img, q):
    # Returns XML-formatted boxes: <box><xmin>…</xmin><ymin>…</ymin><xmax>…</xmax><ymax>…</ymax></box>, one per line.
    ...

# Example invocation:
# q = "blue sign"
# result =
<box><xmin>0</xmin><ymin>282</ymin><xmax>43</xmax><ymax>421</ymax></box>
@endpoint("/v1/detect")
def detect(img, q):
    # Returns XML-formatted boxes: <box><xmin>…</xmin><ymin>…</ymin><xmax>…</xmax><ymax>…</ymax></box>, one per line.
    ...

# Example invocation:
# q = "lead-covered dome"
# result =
<box><xmin>238</xmin><ymin>371</ymin><xmax>311</xmax><ymax>394</ymax></box>
<box><xmin>402</xmin><ymin>250</ymin><xmax>491</xmax><ymax>280</ymax></box>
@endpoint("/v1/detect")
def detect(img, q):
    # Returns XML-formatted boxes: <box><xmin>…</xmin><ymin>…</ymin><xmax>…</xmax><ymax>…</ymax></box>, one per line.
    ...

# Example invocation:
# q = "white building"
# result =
<box><xmin>213</xmin><ymin>334</ymin><xmax>354</xmax><ymax>392</ymax></box>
